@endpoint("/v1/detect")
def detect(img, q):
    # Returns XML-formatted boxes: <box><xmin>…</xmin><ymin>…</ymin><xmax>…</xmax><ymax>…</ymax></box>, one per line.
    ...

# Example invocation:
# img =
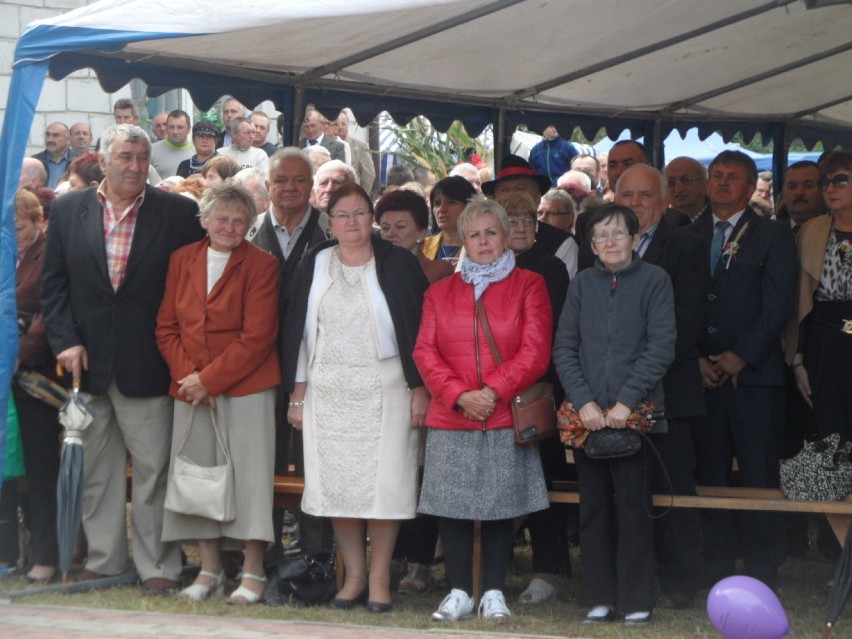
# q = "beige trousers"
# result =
<box><xmin>80</xmin><ymin>382</ymin><xmax>181</xmax><ymax>581</ymax></box>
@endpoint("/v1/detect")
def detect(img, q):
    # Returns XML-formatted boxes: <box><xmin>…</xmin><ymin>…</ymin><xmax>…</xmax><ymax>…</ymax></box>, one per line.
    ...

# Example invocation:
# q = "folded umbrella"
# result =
<box><xmin>56</xmin><ymin>383</ymin><xmax>93</xmax><ymax>583</ymax></box>
<box><xmin>14</xmin><ymin>369</ymin><xmax>68</xmax><ymax>409</ymax></box>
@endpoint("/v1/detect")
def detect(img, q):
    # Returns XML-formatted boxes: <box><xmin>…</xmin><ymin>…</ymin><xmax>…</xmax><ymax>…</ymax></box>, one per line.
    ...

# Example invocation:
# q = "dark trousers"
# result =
<box><xmin>649</xmin><ymin>417</ymin><xmax>704</xmax><ymax>597</ymax></box>
<box><xmin>574</xmin><ymin>448</ymin><xmax>656</xmax><ymax>612</ymax></box>
<box><xmin>268</xmin><ymin>385</ymin><xmax>333</xmax><ymax>562</ymax></box>
<box><xmin>393</xmin><ymin>514</ymin><xmax>439</xmax><ymax>565</ymax></box>
<box><xmin>12</xmin><ymin>383</ymin><xmax>61</xmax><ymax>566</ymax></box>
<box><xmin>438</xmin><ymin>517</ymin><xmax>514</xmax><ymax>595</ymax></box>
<box><xmin>805</xmin><ymin>309</ymin><xmax>852</xmax><ymax>441</ymax></box>
<box><xmin>527</xmin><ymin>436</ymin><xmax>574</xmax><ymax>576</ymax></box>
<box><xmin>694</xmin><ymin>384</ymin><xmax>783</xmax><ymax>586</ymax></box>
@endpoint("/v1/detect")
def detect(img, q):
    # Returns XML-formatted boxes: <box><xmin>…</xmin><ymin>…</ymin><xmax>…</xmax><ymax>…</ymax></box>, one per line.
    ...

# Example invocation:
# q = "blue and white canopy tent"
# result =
<box><xmin>2</xmin><ymin>0</ymin><xmax>852</xmax><ymax>465</ymax></box>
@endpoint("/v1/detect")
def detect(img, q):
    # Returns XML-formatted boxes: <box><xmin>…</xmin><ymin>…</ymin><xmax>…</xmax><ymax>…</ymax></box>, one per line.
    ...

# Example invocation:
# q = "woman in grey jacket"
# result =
<box><xmin>553</xmin><ymin>204</ymin><xmax>675</xmax><ymax>626</ymax></box>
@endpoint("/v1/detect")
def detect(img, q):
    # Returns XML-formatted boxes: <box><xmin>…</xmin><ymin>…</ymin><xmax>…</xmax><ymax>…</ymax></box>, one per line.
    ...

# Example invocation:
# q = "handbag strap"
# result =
<box><xmin>174</xmin><ymin>404</ymin><xmax>232</xmax><ymax>466</ymax></box>
<box><xmin>475</xmin><ymin>298</ymin><xmax>504</xmax><ymax>365</ymax></box>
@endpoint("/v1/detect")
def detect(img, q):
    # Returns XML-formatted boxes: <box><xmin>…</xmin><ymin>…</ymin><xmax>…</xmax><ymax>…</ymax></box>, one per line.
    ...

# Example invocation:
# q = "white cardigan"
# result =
<box><xmin>295</xmin><ymin>246</ymin><xmax>398</xmax><ymax>382</ymax></box>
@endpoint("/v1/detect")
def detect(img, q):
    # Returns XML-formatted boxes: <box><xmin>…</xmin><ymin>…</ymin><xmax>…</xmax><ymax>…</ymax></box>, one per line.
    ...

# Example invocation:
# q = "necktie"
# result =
<box><xmin>710</xmin><ymin>220</ymin><xmax>731</xmax><ymax>275</ymax></box>
<box><xmin>636</xmin><ymin>231</ymin><xmax>651</xmax><ymax>256</ymax></box>
<box><xmin>308</xmin><ymin>139</ymin><xmax>317</xmax><ymax>146</ymax></box>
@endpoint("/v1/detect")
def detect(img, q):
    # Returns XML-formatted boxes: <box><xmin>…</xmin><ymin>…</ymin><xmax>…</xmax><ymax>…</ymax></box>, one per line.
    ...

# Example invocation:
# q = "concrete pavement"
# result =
<box><xmin>0</xmin><ymin>604</ymin><xmax>570</xmax><ymax>639</ymax></box>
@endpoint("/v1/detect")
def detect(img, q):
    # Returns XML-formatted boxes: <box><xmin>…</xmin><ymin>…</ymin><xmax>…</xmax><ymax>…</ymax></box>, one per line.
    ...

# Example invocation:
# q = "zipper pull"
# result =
<box><xmin>610</xmin><ymin>273</ymin><xmax>618</xmax><ymax>293</ymax></box>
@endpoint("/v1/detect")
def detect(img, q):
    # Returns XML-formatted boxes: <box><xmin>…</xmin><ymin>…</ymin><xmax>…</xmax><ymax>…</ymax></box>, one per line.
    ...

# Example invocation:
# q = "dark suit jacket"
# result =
<box><xmin>689</xmin><ymin>206</ymin><xmax>796</xmax><ymax>387</ymax></box>
<box><xmin>31</xmin><ymin>149</ymin><xmax>81</xmax><ymax>186</ymax></box>
<box><xmin>298</xmin><ymin>135</ymin><xmax>346</xmax><ymax>162</ymax></box>
<box><xmin>41</xmin><ymin>185</ymin><xmax>205</xmax><ymax>396</ymax></box>
<box><xmin>534</xmin><ymin>220</ymin><xmax>570</xmax><ymax>256</ymax></box>
<box><xmin>641</xmin><ymin>219</ymin><xmax>708</xmax><ymax>418</ymax></box>
<box><xmin>247</xmin><ymin>205</ymin><xmax>330</xmax><ymax>354</ymax></box>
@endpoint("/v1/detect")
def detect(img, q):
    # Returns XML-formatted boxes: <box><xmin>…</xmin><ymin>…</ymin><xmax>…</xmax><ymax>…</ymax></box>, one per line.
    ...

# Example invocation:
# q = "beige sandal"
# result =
<box><xmin>398</xmin><ymin>563</ymin><xmax>430</xmax><ymax>595</ymax></box>
<box><xmin>518</xmin><ymin>576</ymin><xmax>557</xmax><ymax>604</ymax></box>
<box><xmin>227</xmin><ymin>572</ymin><xmax>266</xmax><ymax>605</ymax></box>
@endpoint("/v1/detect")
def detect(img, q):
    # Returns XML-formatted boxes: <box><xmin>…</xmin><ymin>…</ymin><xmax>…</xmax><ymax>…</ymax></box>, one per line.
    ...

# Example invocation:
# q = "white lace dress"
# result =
<box><xmin>300</xmin><ymin>251</ymin><xmax>418</xmax><ymax>519</ymax></box>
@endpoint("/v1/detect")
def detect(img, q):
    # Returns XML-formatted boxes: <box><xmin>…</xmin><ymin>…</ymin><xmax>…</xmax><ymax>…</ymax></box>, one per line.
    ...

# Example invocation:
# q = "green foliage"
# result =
<box><xmin>384</xmin><ymin>117</ymin><xmax>492</xmax><ymax>178</ymax></box>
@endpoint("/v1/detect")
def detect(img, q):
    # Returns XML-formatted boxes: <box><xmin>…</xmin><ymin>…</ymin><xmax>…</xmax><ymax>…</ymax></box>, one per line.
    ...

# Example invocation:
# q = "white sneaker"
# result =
<box><xmin>478</xmin><ymin>589</ymin><xmax>511</xmax><ymax>619</ymax></box>
<box><xmin>431</xmin><ymin>588</ymin><xmax>474</xmax><ymax>621</ymax></box>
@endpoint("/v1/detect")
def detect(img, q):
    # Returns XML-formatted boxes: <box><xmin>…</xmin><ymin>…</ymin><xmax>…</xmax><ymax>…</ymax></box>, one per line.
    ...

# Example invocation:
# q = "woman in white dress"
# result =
<box><xmin>281</xmin><ymin>184</ymin><xmax>429</xmax><ymax>612</ymax></box>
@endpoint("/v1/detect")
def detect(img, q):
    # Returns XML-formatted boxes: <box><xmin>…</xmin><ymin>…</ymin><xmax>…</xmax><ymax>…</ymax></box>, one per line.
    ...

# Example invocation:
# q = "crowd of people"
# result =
<box><xmin>3</xmin><ymin>97</ymin><xmax>851</xmax><ymax>628</ymax></box>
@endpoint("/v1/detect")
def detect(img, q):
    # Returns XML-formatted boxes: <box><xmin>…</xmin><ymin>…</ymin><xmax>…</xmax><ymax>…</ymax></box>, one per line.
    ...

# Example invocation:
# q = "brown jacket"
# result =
<box><xmin>156</xmin><ymin>238</ymin><xmax>281</xmax><ymax>398</ymax></box>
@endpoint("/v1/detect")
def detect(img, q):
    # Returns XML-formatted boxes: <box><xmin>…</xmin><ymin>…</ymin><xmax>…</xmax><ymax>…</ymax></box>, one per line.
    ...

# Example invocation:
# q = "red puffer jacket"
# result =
<box><xmin>414</xmin><ymin>268</ymin><xmax>553</xmax><ymax>431</ymax></box>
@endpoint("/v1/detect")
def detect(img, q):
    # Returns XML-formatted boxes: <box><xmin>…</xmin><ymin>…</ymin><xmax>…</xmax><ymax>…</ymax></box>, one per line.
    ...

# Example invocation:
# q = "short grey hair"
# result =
<box><xmin>556</xmin><ymin>170</ymin><xmax>592</xmax><ymax>191</ymax></box>
<box><xmin>269</xmin><ymin>146</ymin><xmax>313</xmax><ymax>178</ymax></box>
<box><xmin>449</xmin><ymin>163</ymin><xmax>479</xmax><ymax>179</ymax></box>
<box><xmin>229</xmin><ymin>116</ymin><xmax>253</xmax><ymax>136</ymax></box>
<box><xmin>198</xmin><ymin>179</ymin><xmax>258</xmax><ymax>226</ymax></box>
<box><xmin>235</xmin><ymin>166</ymin><xmax>269</xmax><ymax>200</ymax></box>
<box><xmin>302</xmin><ymin>145</ymin><xmax>331</xmax><ymax>173</ymax></box>
<box><xmin>618</xmin><ymin>163</ymin><xmax>667</xmax><ymax>200</ymax></box>
<box><xmin>101</xmin><ymin>124</ymin><xmax>151</xmax><ymax>164</ymax></box>
<box><xmin>541</xmin><ymin>188</ymin><xmax>576</xmax><ymax>215</ymax></box>
<box><xmin>315</xmin><ymin>159</ymin><xmax>356</xmax><ymax>183</ymax></box>
<box><xmin>457</xmin><ymin>196</ymin><xmax>510</xmax><ymax>239</ymax></box>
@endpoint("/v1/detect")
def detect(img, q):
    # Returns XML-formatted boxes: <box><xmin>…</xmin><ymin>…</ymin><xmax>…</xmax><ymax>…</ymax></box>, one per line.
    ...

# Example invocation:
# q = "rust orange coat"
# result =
<box><xmin>156</xmin><ymin>237</ymin><xmax>281</xmax><ymax>399</ymax></box>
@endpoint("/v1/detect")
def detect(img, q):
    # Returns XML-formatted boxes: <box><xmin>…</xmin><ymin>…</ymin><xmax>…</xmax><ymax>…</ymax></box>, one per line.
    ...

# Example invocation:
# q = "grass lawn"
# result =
<box><xmin>0</xmin><ymin>535</ymin><xmax>844</xmax><ymax>639</ymax></box>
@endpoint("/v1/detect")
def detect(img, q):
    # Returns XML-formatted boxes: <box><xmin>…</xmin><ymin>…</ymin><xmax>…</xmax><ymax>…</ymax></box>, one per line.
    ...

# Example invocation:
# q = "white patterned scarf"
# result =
<box><xmin>460</xmin><ymin>249</ymin><xmax>516</xmax><ymax>300</ymax></box>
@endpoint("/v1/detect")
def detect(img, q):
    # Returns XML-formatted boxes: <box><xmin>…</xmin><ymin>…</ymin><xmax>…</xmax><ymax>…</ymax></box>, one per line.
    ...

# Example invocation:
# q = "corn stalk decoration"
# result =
<box><xmin>384</xmin><ymin>116</ymin><xmax>492</xmax><ymax>178</ymax></box>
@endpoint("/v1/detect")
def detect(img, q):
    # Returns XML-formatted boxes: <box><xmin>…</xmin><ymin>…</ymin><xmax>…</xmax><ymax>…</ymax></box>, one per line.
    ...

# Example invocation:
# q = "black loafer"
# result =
<box><xmin>367</xmin><ymin>600</ymin><xmax>393</xmax><ymax>613</ymax></box>
<box><xmin>329</xmin><ymin>587</ymin><xmax>368</xmax><ymax>609</ymax></box>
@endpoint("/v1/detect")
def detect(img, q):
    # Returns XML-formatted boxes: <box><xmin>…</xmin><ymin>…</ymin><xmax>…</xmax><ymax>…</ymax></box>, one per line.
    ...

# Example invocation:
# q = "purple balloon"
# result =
<box><xmin>706</xmin><ymin>576</ymin><xmax>791</xmax><ymax>639</ymax></box>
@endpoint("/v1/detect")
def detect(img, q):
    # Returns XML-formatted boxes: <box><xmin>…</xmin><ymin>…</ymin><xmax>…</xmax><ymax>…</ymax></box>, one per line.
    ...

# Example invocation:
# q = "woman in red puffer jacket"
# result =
<box><xmin>414</xmin><ymin>197</ymin><xmax>552</xmax><ymax>622</ymax></box>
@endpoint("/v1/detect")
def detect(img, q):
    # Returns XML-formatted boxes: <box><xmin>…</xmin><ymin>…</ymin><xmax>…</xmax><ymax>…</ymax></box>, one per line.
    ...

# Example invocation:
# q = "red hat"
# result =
<box><xmin>482</xmin><ymin>155</ymin><xmax>551</xmax><ymax>197</ymax></box>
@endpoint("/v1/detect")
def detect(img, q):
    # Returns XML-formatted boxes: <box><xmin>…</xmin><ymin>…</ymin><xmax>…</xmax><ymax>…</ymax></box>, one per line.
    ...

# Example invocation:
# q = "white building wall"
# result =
<box><xmin>0</xmin><ymin>0</ymin><xmax>133</xmax><ymax>156</ymax></box>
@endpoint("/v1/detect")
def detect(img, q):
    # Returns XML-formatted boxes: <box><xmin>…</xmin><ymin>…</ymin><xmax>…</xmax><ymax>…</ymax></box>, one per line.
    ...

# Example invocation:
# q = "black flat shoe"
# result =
<box><xmin>366</xmin><ymin>600</ymin><xmax>393</xmax><ymax>613</ymax></box>
<box><xmin>329</xmin><ymin>587</ymin><xmax>368</xmax><ymax>609</ymax></box>
<box><xmin>624</xmin><ymin>611</ymin><xmax>652</xmax><ymax>627</ymax></box>
<box><xmin>584</xmin><ymin>605</ymin><xmax>616</xmax><ymax>623</ymax></box>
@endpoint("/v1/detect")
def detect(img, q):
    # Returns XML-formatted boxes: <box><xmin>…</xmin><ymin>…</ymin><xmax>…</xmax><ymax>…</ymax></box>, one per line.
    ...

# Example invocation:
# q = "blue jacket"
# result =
<box><xmin>529</xmin><ymin>136</ymin><xmax>577</xmax><ymax>186</ymax></box>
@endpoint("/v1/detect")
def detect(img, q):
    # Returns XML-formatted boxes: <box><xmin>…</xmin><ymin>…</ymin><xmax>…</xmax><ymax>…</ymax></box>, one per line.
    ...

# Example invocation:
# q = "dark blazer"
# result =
<box><xmin>534</xmin><ymin>220</ymin><xmax>570</xmax><ymax>256</ymax></box>
<box><xmin>689</xmin><ymin>206</ymin><xmax>796</xmax><ymax>387</ymax></box>
<box><xmin>298</xmin><ymin>135</ymin><xmax>346</xmax><ymax>162</ymax></box>
<box><xmin>248</xmin><ymin>205</ymin><xmax>330</xmax><ymax>354</ymax></box>
<box><xmin>642</xmin><ymin>219</ymin><xmax>708</xmax><ymax>418</ymax></box>
<box><xmin>31</xmin><ymin>148</ymin><xmax>81</xmax><ymax>181</ymax></box>
<box><xmin>41</xmin><ymin>185</ymin><xmax>205</xmax><ymax>396</ymax></box>
<box><xmin>281</xmin><ymin>235</ymin><xmax>429</xmax><ymax>392</ymax></box>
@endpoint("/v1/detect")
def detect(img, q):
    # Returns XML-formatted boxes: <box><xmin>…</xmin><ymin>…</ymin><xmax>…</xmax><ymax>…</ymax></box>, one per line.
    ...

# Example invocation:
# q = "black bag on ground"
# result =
<box><xmin>263</xmin><ymin>550</ymin><xmax>336</xmax><ymax>606</ymax></box>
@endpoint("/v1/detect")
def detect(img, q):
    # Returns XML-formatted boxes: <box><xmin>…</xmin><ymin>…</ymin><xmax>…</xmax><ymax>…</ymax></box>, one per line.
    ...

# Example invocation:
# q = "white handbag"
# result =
<box><xmin>165</xmin><ymin>405</ymin><xmax>236</xmax><ymax>522</ymax></box>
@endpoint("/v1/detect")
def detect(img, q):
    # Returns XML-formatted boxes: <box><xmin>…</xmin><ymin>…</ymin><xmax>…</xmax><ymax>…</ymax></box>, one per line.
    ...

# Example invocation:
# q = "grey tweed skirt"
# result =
<box><xmin>417</xmin><ymin>427</ymin><xmax>549</xmax><ymax>520</ymax></box>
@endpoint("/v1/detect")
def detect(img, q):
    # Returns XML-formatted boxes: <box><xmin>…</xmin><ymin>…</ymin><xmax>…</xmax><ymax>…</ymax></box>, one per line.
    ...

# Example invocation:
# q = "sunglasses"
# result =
<box><xmin>819</xmin><ymin>174</ymin><xmax>850</xmax><ymax>191</ymax></box>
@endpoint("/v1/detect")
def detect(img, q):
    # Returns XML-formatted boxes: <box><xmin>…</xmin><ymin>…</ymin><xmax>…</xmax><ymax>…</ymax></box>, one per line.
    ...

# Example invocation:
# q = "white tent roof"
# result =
<box><xmin>18</xmin><ymin>0</ymin><xmax>852</xmax><ymax>144</ymax></box>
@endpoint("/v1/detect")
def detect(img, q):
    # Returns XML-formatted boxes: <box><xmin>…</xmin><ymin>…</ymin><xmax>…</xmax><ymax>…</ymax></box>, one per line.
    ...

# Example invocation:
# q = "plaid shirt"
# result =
<box><xmin>97</xmin><ymin>183</ymin><xmax>145</xmax><ymax>291</ymax></box>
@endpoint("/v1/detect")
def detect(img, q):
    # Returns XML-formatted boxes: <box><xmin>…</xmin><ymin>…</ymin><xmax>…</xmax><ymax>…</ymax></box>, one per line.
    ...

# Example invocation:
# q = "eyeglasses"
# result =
<box><xmin>591</xmin><ymin>230</ymin><xmax>630</xmax><ymax>244</ymax></box>
<box><xmin>820</xmin><ymin>174</ymin><xmax>850</xmax><ymax>191</ymax></box>
<box><xmin>666</xmin><ymin>175</ymin><xmax>701</xmax><ymax>188</ymax></box>
<box><xmin>508</xmin><ymin>217</ymin><xmax>536</xmax><ymax>227</ymax></box>
<box><xmin>329</xmin><ymin>210</ymin><xmax>370</xmax><ymax>221</ymax></box>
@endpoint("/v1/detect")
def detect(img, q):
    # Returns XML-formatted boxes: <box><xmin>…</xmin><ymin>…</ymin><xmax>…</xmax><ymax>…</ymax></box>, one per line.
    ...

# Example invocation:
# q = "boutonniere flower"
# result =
<box><xmin>722</xmin><ymin>222</ymin><xmax>750</xmax><ymax>270</ymax></box>
<box><xmin>837</xmin><ymin>239</ymin><xmax>852</xmax><ymax>260</ymax></box>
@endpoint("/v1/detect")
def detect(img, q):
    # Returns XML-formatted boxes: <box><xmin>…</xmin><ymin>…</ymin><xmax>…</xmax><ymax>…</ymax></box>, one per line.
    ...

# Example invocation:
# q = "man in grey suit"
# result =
<box><xmin>298</xmin><ymin>108</ymin><xmax>346</xmax><ymax>162</ymax></box>
<box><xmin>41</xmin><ymin>124</ymin><xmax>205</xmax><ymax>594</ymax></box>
